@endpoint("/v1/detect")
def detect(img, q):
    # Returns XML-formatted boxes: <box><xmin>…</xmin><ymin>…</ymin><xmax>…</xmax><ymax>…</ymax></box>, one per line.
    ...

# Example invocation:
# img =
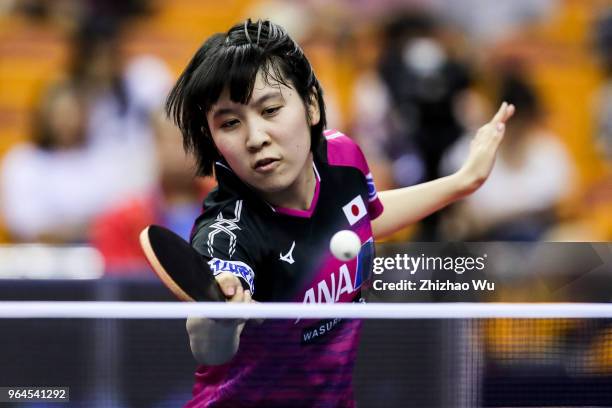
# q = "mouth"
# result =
<box><xmin>253</xmin><ymin>157</ymin><xmax>280</xmax><ymax>172</ymax></box>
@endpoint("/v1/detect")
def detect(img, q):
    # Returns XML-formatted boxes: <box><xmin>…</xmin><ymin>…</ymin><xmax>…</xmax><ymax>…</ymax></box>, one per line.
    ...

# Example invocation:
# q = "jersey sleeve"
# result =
<box><xmin>323</xmin><ymin>129</ymin><xmax>384</xmax><ymax>219</ymax></box>
<box><xmin>191</xmin><ymin>199</ymin><xmax>257</xmax><ymax>294</ymax></box>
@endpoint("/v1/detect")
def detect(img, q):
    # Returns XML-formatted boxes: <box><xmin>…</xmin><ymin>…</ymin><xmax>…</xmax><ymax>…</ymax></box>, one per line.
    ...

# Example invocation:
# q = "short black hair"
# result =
<box><xmin>166</xmin><ymin>19</ymin><xmax>327</xmax><ymax>176</ymax></box>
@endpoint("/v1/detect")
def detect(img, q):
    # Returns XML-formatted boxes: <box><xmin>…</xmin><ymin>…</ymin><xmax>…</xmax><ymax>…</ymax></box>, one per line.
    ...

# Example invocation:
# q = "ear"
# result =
<box><xmin>307</xmin><ymin>87</ymin><xmax>321</xmax><ymax>126</ymax></box>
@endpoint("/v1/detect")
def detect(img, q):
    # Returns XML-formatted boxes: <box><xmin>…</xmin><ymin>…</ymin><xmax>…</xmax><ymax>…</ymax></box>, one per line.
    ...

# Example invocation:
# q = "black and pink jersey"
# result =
<box><xmin>185</xmin><ymin>130</ymin><xmax>383</xmax><ymax>408</ymax></box>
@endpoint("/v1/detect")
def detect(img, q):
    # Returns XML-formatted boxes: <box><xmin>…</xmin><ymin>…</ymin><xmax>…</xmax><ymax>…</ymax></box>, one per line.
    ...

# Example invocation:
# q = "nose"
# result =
<box><xmin>245</xmin><ymin>121</ymin><xmax>271</xmax><ymax>152</ymax></box>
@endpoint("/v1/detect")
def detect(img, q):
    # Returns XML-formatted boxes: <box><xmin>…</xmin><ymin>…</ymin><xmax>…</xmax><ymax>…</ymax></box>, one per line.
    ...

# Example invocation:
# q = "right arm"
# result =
<box><xmin>186</xmin><ymin>273</ymin><xmax>253</xmax><ymax>365</ymax></box>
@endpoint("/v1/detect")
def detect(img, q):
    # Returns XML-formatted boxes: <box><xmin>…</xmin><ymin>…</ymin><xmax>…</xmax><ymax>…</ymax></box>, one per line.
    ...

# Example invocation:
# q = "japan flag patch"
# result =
<box><xmin>342</xmin><ymin>195</ymin><xmax>367</xmax><ymax>226</ymax></box>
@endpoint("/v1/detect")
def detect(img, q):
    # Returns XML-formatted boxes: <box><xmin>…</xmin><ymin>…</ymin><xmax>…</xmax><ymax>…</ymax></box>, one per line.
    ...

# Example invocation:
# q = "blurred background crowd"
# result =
<box><xmin>0</xmin><ymin>2</ymin><xmax>611</xmax><ymax>406</ymax></box>
<box><xmin>0</xmin><ymin>0</ymin><xmax>610</xmax><ymax>275</ymax></box>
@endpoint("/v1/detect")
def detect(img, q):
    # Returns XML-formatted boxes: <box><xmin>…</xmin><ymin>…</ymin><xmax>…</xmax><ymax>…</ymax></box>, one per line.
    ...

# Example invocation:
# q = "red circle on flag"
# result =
<box><xmin>351</xmin><ymin>204</ymin><xmax>359</xmax><ymax>216</ymax></box>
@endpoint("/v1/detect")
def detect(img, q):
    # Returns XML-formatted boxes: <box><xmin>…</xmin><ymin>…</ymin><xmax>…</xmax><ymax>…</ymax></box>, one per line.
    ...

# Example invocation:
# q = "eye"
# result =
<box><xmin>220</xmin><ymin>119</ymin><xmax>239</xmax><ymax>129</ymax></box>
<box><xmin>263</xmin><ymin>106</ymin><xmax>281</xmax><ymax>116</ymax></box>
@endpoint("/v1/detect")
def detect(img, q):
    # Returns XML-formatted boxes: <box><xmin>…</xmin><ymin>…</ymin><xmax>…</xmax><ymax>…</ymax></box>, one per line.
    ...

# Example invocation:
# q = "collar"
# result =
<box><xmin>214</xmin><ymin>159</ymin><xmax>322</xmax><ymax>218</ymax></box>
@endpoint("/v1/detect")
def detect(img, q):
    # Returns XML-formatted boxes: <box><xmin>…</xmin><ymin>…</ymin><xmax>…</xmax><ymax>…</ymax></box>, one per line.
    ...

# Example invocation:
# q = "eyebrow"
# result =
<box><xmin>211</xmin><ymin>91</ymin><xmax>283</xmax><ymax>119</ymax></box>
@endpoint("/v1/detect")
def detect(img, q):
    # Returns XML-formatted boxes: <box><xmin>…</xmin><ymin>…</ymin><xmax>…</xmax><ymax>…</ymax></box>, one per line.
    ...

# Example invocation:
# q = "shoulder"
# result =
<box><xmin>321</xmin><ymin>130</ymin><xmax>383</xmax><ymax>218</ymax></box>
<box><xmin>322</xmin><ymin>129</ymin><xmax>370</xmax><ymax>177</ymax></box>
<box><xmin>190</xmin><ymin>196</ymin><xmax>261</xmax><ymax>258</ymax></box>
<box><xmin>192</xmin><ymin>197</ymin><xmax>247</xmax><ymax>237</ymax></box>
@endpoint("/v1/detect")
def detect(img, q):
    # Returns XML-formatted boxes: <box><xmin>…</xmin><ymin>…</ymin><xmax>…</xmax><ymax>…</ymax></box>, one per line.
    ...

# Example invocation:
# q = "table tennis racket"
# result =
<box><xmin>139</xmin><ymin>225</ymin><xmax>226</xmax><ymax>302</ymax></box>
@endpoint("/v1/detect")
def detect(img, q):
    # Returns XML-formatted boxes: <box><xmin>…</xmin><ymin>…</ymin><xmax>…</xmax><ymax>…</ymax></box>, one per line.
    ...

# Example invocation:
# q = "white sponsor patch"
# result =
<box><xmin>208</xmin><ymin>258</ymin><xmax>255</xmax><ymax>293</ymax></box>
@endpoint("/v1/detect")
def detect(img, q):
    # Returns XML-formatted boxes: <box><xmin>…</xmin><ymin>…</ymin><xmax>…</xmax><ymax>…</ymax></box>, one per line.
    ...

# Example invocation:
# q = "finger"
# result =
<box><xmin>217</xmin><ymin>280</ymin><xmax>236</xmax><ymax>297</ymax></box>
<box><xmin>237</xmin><ymin>290</ymin><xmax>262</xmax><ymax>324</ymax></box>
<box><xmin>215</xmin><ymin>273</ymin><xmax>240</xmax><ymax>297</ymax></box>
<box><xmin>228</xmin><ymin>283</ymin><xmax>244</xmax><ymax>302</ymax></box>
<box><xmin>501</xmin><ymin>104</ymin><xmax>515</xmax><ymax>123</ymax></box>
<box><xmin>246</xmin><ymin>291</ymin><xmax>263</xmax><ymax>324</ymax></box>
<box><xmin>491</xmin><ymin>101</ymin><xmax>507</xmax><ymax>124</ymax></box>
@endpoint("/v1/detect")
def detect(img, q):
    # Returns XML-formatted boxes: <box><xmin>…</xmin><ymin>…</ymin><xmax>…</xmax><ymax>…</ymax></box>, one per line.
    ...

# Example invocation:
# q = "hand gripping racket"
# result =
<box><xmin>139</xmin><ymin>225</ymin><xmax>225</xmax><ymax>302</ymax></box>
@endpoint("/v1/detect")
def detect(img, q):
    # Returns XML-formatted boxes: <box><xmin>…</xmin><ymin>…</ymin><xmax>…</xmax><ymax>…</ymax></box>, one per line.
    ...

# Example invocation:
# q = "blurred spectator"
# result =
<box><xmin>352</xmin><ymin>12</ymin><xmax>473</xmax><ymax>239</ymax></box>
<box><xmin>593</xmin><ymin>9</ymin><xmax>612</xmax><ymax>162</ymax></box>
<box><xmin>435</xmin><ymin>0</ymin><xmax>557</xmax><ymax>45</ymax></box>
<box><xmin>548</xmin><ymin>7</ymin><xmax>612</xmax><ymax>241</ymax></box>
<box><xmin>0</xmin><ymin>83</ymin><xmax>120</xmax><ymax>242</ymax></box>
<box><xmin>440</xmin><ymin>69</ymin><xmax>573</xmax><ymax>240</ymax></box>
<box><xmin>68</xmin><ymin>16</ymin><xmax>172</xmax><ymax>195</ymax></box>
<box><xmin>12</xmin><ymin>0</ymin><xmax>153</xmax><ymax>30</ymax></box>
<box><xmin>90</xmin><ymin>112</ymin><xmax>214</xmax><ymax>274</ymax></box>
<box><xmin>0</xmin><ymin>14</ymin><xmax>172</xmax><ymax>244</ymax></box>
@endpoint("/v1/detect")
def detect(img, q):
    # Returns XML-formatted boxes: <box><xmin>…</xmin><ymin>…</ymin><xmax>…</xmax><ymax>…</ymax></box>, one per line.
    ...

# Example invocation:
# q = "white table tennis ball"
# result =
<box><xmin>330</xmin><ymin>230</ymin><xmax>361</xmax><ymax>261</ymax></box>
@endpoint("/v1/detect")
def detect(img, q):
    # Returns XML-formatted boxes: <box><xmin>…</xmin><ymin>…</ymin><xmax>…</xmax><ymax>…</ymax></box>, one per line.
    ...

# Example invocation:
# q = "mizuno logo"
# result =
<box><xmin>280</xmin><ymin>241</ymin><xmax>296</xmax><ymax>264</ymax></box>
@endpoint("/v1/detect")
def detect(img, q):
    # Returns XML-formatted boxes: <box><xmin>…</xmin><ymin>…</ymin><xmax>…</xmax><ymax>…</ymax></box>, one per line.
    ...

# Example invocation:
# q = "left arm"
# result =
<box><xmin>372</xmin><ymin>102</ymin><xmax>515</xmax><ymax>239</ymax></box>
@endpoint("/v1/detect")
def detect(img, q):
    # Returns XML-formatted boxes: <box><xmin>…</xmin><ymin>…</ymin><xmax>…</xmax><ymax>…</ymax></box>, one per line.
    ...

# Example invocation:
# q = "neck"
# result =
<box><xmin>262</xmin><ymin>154</ymin><xmax>316</xmax><ymax>210</ymax></box>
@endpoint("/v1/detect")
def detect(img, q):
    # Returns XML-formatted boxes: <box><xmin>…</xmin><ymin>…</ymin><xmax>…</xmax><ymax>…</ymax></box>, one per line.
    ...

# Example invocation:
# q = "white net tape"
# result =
<box><xmin>1</xmin><ymin>302</ymin><xmax>612</xmax><ymax>319</ymax></box>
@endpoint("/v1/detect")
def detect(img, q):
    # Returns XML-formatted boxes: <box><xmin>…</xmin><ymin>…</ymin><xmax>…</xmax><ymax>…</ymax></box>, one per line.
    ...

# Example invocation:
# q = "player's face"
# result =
<box><xmin>207</xmin><ymin>71</ymin><xmax>320</xmax><ymax>208</ymax></box>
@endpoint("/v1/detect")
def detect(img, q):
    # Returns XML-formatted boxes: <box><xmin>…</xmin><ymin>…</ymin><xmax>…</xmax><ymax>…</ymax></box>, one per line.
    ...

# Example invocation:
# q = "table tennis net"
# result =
<box><xmin>0</xmin><ymin>303</ymin><xmax>611</xmax><ymax>407</ymax></box>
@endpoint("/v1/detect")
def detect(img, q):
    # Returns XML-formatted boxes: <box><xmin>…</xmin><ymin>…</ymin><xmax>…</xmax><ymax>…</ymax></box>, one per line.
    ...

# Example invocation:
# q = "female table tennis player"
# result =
<box><xmin>166</xmin><ymin>19</ymin><xmax>514</xmax><ymax>407</ymax></box>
